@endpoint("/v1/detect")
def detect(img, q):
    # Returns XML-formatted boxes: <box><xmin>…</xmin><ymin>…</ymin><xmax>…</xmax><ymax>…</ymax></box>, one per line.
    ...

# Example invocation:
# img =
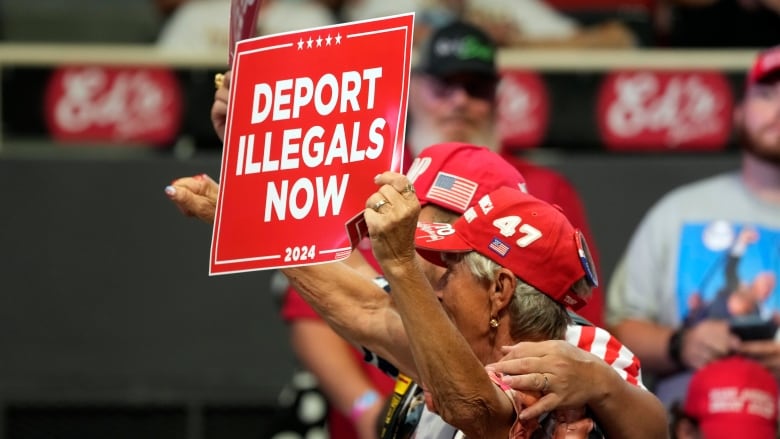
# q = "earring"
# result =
<box><xmin>489</xmin><ymin>317</ymin><xmax>499</xmax><ymax>328</ymax></box>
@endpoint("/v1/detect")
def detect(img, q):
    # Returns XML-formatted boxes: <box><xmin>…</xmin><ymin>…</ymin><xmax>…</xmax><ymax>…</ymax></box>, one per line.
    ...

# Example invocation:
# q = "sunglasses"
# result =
<box><xmin>422</xmin><ymin>74</ymin><xmax>497</xmax><ymax>101</ymax></box>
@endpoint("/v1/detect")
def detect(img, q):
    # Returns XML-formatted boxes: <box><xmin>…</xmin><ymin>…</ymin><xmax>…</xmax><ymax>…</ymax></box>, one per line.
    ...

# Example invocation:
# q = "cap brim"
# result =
<box><xmin>754</xmin><ymin>66</ymin><xmax>780</xmax><ymax>85</ymax></box>
<box><xmin>414</xmin><ymin>222</ymin><xmax>472</xmax><ymax>267</ymax></box>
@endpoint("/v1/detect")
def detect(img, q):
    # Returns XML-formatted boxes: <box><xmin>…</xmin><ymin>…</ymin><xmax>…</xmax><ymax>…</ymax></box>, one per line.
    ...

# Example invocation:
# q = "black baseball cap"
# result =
<box><xmin>414</xmin><ymin>20</ymin><xmax>498</xmax><ymax>80</ymax></box>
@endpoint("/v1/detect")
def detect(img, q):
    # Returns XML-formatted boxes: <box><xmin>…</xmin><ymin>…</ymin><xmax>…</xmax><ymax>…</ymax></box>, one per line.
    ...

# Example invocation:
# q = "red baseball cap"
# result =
<box><xmin>747</xmin><ymin>45</ymin><xmax>780</xmax><ymax>86</ymax></box>
<box><xmin>684</xmin><ymin>356</ymin><xmax>778</xmax><ymax>439</ymax></box>
<box><xmin>406</xmin><ymin>142</ymin><xmax>527</xmax><ymax>214</ymax></box>
<box><xmin>414</xmin><ymin>186</ymin><xmax>597</xmax><ymax>309</ymax></box>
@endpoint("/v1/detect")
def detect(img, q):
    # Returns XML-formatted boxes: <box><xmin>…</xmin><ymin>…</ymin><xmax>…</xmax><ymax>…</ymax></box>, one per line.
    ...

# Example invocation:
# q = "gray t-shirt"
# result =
<box><xmin>607</xmin><ymin>171</ymin><xmax>780</xmax><ymax>406</ymax></box>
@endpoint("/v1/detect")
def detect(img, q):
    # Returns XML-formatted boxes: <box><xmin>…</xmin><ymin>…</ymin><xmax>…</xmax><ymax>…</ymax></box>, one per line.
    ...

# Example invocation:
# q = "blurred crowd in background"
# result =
<box><xmin>2</xmin><ymin>1</ymin><xmax>780</xmax><ymax>439</ymax></box>
<box><xmin>2</xmin><ymin>0</ymin><xmax>780</xmax><ymax>49</ymax></box>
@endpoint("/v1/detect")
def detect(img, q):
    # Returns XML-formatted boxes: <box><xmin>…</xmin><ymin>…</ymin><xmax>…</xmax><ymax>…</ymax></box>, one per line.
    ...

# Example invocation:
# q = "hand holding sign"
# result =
<box><xmin>212</xmin><ymin>71</ymin><xmax>231</xmax><ymax>142</ymax></box>
<box><xmin>364</xmin><ymin>172</ymin><xmax>421</xmax><ymax>270</ymax></box>
<box><xmin>211</xmin><ymin>14</ymin><xmax>415</xmax><ymax>275</ymax></box>
<box><xmin>166</xmin><ymin>174</ymin><xmax>220</xmax><ymax>224</ymax></box>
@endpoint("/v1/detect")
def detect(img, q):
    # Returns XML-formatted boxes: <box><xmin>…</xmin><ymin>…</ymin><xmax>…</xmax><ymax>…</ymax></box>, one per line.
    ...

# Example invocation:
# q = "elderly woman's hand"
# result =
<box><xmin>164</xmin><ymin>174</ymin><xmax>220</xmax><ymax>224</ymax></box>
<box><xmin>364</xmin><ymin>172</ymin><xmax>420</xmax><ymax>274</ymax></box>
<box><xmin>486</xmin><ymin>340</ymin><xmax>612</xmax><ymax>421</ymax></box>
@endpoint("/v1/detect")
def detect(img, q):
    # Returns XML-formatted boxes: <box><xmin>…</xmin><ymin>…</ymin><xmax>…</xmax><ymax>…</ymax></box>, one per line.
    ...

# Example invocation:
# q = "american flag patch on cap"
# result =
<box><xmin>488</xmin><ymin>237</ymin><xmax>510</xmax><ymax>257</ymax></box>
<box><xmin>426</xmin><ymin>172</ymin><xmax>478</xmax><ymax>212</ymax></box>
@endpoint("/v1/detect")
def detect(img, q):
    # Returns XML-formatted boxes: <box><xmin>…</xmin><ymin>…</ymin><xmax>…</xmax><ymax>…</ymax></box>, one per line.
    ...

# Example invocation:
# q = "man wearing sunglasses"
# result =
<box><xmin>407</xmin><ymin>21</ymin><xmax>499</xmax><ymax>159</ymax></box>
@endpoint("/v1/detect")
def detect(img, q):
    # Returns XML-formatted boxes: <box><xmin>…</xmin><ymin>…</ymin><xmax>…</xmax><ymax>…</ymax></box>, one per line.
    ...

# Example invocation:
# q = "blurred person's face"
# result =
<box><xmin>434</xmin><ymin>251</ymin><xmax>494</xmax><ymax>354</ymax></box>
<box><xmin>739</xmin><ymin>76</ymin><xmax>780</xmax><ymax>164</ymax></box>
<box><xmin>408</xmin><ymin>73</ymin><xmax>497</xmax><ymax>156</ymax></box>
<box><xmin>415</xmin><ymin>204</ymin><xmax>500</xmax><ymax>358</ymax></box>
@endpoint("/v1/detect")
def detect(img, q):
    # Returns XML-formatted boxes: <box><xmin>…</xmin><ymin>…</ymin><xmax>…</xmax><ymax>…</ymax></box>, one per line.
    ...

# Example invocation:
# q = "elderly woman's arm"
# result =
<box><xmin>366</xmin><ymin>173</ymin><xmax>516</xmax><ymax>439</ymax></box>
<box><xmin>282</xmin><ymin>254</ymin><xmax>418</xmax><ymax>377</ymax></box>
<box><xmin>164</xmin><ymin>174</ymin><xmax>418</xmax><ymax>377</ymax></box>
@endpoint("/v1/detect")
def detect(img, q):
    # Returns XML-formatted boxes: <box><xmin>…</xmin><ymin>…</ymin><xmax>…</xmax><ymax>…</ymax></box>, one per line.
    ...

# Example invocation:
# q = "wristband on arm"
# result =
<box><xmin>350</xmin><ymin>389</ymin><xmax>379</xmax><ymax>423</ymax></box>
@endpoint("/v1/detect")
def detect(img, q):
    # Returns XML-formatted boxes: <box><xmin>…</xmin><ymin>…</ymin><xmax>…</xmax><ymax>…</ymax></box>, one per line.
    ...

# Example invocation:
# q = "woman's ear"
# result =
<box><xmin>492</xmin><ymin>268</ymin><xmax>517</xmax><ymax>309</ymax></box>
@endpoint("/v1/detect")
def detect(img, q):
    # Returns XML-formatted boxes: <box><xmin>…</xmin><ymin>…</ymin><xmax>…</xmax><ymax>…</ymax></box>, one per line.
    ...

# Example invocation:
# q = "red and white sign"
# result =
<box><xmin>597</xmin><ymin>70</ymin><xmax>733</xmax><ymax>151</ymax></box>
<box><xmin>496</xmin><ymin>70</ymin><xmax>549</xmax><ymax>152</ymax></box>
<box><xmin>210</xmin><ymin>14</ymin><xmax>414</xmax><ymax>275</ymax></box>
<box><xmin>44</xmin><ymin>66</ymin><xmax>182</xmax><ymax>146</ymax></box>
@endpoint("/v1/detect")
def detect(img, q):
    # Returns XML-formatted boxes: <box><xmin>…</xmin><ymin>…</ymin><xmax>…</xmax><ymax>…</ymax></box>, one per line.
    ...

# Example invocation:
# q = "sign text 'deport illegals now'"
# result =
<box><xmin>211</xmin><ymin>14</ymin><xmax>414</xmax><ymax>275</ymax></box>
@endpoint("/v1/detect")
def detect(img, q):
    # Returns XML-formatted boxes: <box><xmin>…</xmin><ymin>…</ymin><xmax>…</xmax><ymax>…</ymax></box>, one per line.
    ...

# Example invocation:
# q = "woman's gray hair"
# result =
<box><xmin>456</xmin><ymin>251</ymin><xmax>576</xmax><ymax>341</ymax></box>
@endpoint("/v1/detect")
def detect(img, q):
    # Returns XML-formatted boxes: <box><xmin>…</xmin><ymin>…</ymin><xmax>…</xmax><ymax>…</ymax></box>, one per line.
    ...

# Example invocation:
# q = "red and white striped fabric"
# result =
<box><xmin>566</xmin><ymin>324</ymin><xmax>645</xmax><ymax>388</ymax></box>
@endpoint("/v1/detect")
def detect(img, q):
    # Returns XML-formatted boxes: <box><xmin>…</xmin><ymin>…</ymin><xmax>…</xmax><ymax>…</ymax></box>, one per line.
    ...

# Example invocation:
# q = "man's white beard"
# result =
<box><xmin>407</xmin><ymin>123</ymin><xmax>498</xmax><ymax>158</ymax></box>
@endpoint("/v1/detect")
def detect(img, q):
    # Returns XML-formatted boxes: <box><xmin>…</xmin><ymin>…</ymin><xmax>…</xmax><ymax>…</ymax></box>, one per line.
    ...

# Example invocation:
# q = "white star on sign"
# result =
<box><xmin>307</xmin><ymin>37</ymin><xmax>313</xmax><ymax>48</ymax></box>
<box><xmin>316</xmin><ymin>35</ymin><xmax>323</xmax><ymax>47</ymax></box>
<box><xmin>335</xmin><ymin>33</ymin><xmax>342</xmax><ymax>44</ymax></box>
<box><xmin>326</xmin><ymin>34</ymin><xmax>332</xmax><ymax>46</ymax></box>
<box><xmin>297</xmin><ymin>38</ymin><xmax>304</xmax><ymax>50</ymax></box>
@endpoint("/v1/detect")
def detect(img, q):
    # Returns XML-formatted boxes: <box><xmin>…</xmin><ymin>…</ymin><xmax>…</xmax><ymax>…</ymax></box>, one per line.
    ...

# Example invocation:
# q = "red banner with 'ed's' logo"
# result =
<box><xmin>597</xmin><ymin>70</ymin><xmax>733</xmax><ymax>151</ymax></box>
<box><xmin>44</xmin><ymin>66</ymin><xmax>182</xmax><ymax>146</ymax></box>
<box><xmin>211</xmin><ymin>14</ymin><xmax>414</xmax><ymax>275</ymax></box>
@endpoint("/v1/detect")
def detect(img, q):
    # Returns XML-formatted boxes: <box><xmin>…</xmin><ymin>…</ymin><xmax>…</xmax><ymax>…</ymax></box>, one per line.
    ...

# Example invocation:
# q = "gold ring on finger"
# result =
<box><xmin>372</xmin><ymin>199</ymin><xmax>389</xmax><ymax>212</ymax></box>
<box><xmin>214</xmin><ymin>73</ymin><xmax>225</xmax><ymax>90</ymax></box>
